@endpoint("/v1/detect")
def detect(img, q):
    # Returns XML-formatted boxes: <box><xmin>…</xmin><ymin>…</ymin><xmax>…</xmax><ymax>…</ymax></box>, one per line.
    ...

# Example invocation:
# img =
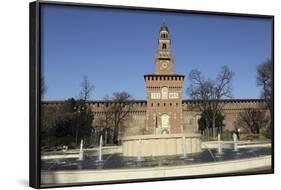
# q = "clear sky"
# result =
<box><xmin>41</xmin><ymin>4</ymin><xmax>272</xmax><ymax>101</ymax></box>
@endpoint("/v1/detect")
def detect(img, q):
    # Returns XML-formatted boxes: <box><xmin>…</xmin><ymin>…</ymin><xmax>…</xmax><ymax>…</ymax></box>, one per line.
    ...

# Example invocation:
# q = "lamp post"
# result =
<box><xmin>237</xmin><ymin>128</ymin><xmax>241</xmax><ymax>140</ymax></box>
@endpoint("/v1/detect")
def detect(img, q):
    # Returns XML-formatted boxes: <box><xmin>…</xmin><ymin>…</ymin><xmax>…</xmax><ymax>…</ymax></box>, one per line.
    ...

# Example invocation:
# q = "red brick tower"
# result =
<box><xmin>144</xmin><ymin>23</ymin><xmax>184</xmax><ymax>135</ymax></box>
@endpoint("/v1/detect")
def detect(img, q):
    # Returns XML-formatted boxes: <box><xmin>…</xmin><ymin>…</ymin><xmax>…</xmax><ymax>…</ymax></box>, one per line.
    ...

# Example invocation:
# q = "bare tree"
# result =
<box><xmin>257</xmin><ymin>59</ymin><xmax>273</xmax><ymax>127</ymax></box>
<box><xmin>236</xmin><ymin>109</ymin><xmax>269</xmax><ymax>134</ymax></box>
<box><xmin>74</xmin><ymin>76</ymin><xmax>95</xmax><ymax>144</ymax></box>
<box><xmin>79</xmin><ymin>75</ymin><xmax>94</xmax><ymax>101</ymax></box>
<box><xmin>188</xmin><ymin>66</ymin><xmax>234</xmax><ymax>137</ymax></box>
<box><xmin>103</xmin><ymin>92</ymin><xmax>133</xmax><ymax>144</ymax></box>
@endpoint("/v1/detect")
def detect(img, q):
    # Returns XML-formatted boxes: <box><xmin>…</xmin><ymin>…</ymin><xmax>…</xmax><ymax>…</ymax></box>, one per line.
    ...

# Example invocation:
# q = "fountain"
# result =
<box><xmin>179</xmin><ymin>135</ymin><xmax>194</xmax><ymax>160</ymax></box>
<box><xmin>78</xmin><ymin>139</ymin><xmax>84</xmax><ymax>161</ymax></box>
<box><xmin>233</xmin><ymin>133</ymin><xmax>238</xmax><ymax>152</ymax></box>
<box><xmin>42</xmin><ymin>136</ymin><xmax>272</xmax><ymax>181</ymax></box>
<box><xmin>97</xmin><ymin>135</ymin><xmax>103</xmax><ymax>162</ymax></box>
<box><xmin>136</xmin><ymin>138</ymin><xmax>143</xmax><ymax>162</ymax></box>
<box><xmin>181</xmin><ymin>135</ymin><xmax>187</xmax><ymax>158</ymax></box>
<box><xmin>122</xmin><ymin>133</ymin><xmax>201</xmax><ymax>157</ymax></box>
<box><xmin>217</xmin><ymin>133</ymin><xmax>223</xmax><ymax>155</ymax></box>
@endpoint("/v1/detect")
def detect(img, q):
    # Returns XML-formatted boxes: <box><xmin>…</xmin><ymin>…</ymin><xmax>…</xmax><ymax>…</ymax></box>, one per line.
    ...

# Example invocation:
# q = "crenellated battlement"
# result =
<box><xmin>42</xmin><ymin>98</ymin><xmax>266</xmax><ymax>112</ymax></box>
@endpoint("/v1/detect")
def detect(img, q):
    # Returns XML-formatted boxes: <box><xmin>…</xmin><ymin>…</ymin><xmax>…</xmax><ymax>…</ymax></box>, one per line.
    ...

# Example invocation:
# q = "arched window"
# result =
<box><xmin>161</xmin><ymin>86</ymin><xmax>168</xmax><ymax>99</ymax></box>
<box><xmin>162</xmin><ymin>43</ymin><xmax>167</xmax><ymax>50</ymax></box>
<box><xmin>161</xmin><ymin>33</ymin><xmax>167</xmax><ymax>39</ymax></box>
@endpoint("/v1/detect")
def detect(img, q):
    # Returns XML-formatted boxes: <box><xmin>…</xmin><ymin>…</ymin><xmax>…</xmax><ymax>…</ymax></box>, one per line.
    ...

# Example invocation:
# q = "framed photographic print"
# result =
<box><xmin>29</xmin><ymin>0</ymin><xmax>274</xmax><ymax>188</ymax></box>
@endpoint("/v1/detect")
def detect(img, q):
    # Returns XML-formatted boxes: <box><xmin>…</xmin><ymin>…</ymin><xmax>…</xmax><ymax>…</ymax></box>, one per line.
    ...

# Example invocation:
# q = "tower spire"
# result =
<box><xmin>155</xmin><ymin>23</ymin><xmax>173</xmax><ymax>74</ymax></box>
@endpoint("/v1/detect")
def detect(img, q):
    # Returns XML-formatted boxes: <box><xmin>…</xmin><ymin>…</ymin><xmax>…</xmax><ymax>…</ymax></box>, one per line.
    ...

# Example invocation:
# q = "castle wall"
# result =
<box><xmin>181</xmin><ymin>100</ymin><xmax>268</xmax><ymax>133</ymax></box>
<box><xmin>42</xmin><ymin>99</ymin><xmax>269</xmax><ymax>138</ymax></box>
<box><xmin>90</xmin><ymin>99</ymin><xmax>268</xmax><ymax>137</ymax></box>
<box><xmin>122</xmin><ymin>111</ymin><xmax>146</xmax><ymax>136</ymax></box>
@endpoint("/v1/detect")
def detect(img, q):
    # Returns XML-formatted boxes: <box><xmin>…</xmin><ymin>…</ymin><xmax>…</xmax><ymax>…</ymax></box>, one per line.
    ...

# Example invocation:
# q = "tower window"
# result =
<box><xmin>162</xmin><ymin>43</ymin><xmax>167</xmax><ymax>50</ymax></box>
<box><xmin>161</xmin><ymin>87</ymin><xmax>168</xmax><ymax>99</ymax></box>
<box><xmin>161</xmin><ymin>33</ymin><xmax>167</xmax><ymax>38</ymax></box>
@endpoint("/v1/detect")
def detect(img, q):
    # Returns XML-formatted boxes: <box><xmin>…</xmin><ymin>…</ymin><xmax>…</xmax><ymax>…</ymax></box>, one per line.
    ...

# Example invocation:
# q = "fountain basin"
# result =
<box><xmin>122</xmin><ymin>133</ymin><xmax>202</xmax><ymax>157</ymax></box>
<box><xmin>41</xmin><ymin>155</ymin><xmax>271</xmax><ymax>185</ymax></box>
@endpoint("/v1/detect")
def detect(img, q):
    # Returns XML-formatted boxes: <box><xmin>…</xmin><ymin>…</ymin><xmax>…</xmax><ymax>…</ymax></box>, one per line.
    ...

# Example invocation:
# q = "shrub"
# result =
<box><xmin>240</xmin><ymin>133</ymin><xmax>266</xmax><ymax>141</ymax></box>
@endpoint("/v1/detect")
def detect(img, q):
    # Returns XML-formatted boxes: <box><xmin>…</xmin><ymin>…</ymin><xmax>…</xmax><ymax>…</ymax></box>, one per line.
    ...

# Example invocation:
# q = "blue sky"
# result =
<box><xmin>41</xmin><ymin>4</ymin><xmax>272</xmax><ymax>100</ymax></box>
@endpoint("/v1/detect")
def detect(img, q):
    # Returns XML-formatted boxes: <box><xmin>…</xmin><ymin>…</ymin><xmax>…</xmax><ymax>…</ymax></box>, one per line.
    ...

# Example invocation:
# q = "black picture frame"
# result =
<box><xmin>29</xmin><ymin>1</ymin><xmax>274</xmax><ymax>189</ymax></box>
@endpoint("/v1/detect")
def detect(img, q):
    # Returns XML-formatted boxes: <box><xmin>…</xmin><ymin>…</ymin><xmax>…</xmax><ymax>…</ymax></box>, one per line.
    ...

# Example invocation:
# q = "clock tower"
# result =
<box><xmin>144</xmin><ymin>23</ymin><xmax>184</xmax><ymax>135</ymax></box>
<box><xmin>155</xmin><ymin>23</ymin><xmax>174</xmax><ymax>75</ymax></box>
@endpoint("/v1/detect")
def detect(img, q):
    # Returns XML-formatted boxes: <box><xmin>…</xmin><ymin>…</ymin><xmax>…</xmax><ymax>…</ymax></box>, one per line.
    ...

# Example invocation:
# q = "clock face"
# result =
<box><xmin>161</xmin><ymin>61</ymin><xmax>168</xmax><ymax>69</ymax></box>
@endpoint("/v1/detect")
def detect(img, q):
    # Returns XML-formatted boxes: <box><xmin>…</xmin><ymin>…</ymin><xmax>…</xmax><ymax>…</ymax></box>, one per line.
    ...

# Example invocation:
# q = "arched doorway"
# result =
<box><xmin>161</xmin><ymin>114</ymin><xmax>170</xmax><ymax>129</ymax></box>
